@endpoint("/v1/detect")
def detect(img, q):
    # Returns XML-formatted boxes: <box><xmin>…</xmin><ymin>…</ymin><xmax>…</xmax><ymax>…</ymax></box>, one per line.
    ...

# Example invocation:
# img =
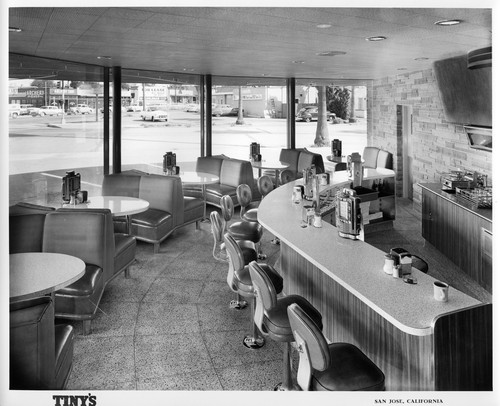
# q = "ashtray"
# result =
<box><xmin>403</xmin><ymin>276</ymin><xmax>417</xmax><ymax>285</ymax></box>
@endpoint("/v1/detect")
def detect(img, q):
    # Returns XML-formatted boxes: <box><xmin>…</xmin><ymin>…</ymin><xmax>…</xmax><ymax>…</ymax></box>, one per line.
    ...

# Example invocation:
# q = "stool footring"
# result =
<box><xmin>243</xmin><ymin>334</ymin><xmax>265</xmax><ymax>349</ymax></box>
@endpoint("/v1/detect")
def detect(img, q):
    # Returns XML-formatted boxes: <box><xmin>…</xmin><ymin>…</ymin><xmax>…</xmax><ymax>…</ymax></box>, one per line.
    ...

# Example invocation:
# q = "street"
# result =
<box><xmin>8</xmin><ymin>109</ymin><xmax>367</xmax><ymax>205</ymax></box>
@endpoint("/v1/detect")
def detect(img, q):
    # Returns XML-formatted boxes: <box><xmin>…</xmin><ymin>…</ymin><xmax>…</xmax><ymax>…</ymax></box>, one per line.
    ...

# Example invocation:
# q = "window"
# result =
<box><xmin>211</xmin><ymin>76</ymin><xmax>288</xmax><ymax>162</ymax></box>
<box><xmin>9</xmin><ymin>54</ymin><xmax>105</xmax><ymax>207</ymax></box>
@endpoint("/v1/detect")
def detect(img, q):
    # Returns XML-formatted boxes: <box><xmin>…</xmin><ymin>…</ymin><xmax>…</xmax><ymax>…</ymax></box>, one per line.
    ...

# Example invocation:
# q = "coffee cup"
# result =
<box><xmin>433</xmin><ymin>281</ymin><xmax>449</xmax><ymax>302</ymax></box>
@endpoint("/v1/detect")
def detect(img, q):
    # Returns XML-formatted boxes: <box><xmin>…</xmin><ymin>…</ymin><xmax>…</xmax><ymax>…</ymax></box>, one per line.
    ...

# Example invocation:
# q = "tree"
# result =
<box><xmin>313</xmin><ymin>86</ymin><xmax>329</xmax><ymax>147</ymax></box>
<box><xmin>327</xmin><ymin>86</ymin><xmax>351</xmax><ymax>120</ymax></box>
<box><xmin>69</xmin><ymin>81</ymin><xmax>83</xmax><ymax>89</ymax></box>
<box><xmin>235</xmin><ymin>86</ymin><xmax>244</xmax><ymax>125</ymax></box>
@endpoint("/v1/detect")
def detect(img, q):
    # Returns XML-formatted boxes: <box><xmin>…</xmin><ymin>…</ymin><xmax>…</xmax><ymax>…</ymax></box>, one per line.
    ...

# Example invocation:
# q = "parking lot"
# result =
<box><xmin>8</xmin><ymin>109</ymin><xmax>367</xmax><ymax>205</ymax></box>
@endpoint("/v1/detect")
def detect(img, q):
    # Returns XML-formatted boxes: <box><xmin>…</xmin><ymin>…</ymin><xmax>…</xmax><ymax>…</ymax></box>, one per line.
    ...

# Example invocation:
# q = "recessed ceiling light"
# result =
<box><xmin>434</xmin><ymin>19</ymin><xmax>462</xmax><ymax>26</ymax></box>
<box><xmin>292</xmin><ymin>60</ymin><xmax>305</xmax><ymax>64</ymax></box>
<box><xmin>415</xmin><ymin>57</ymin><xmax>429</xmax><ymax>61</ymax></box>
<box><xmin>9</xmin><ymin>27</ymin><xmax>22</xmax><ymax>32</ymax></box>
<box><xmin>366</xmin><ymin>36</ymin><xmax>387</xmax><ymax>41</ymax></box>
<box><xmin>316</xmin><ymin>24</ymin><xmax>332</xmax><ymax>29</ymax></box>
<box><xmin>316</xmin><ymin>51</ymin><xmax>347</xmax><ymax>57</ymax></box>
<box><xmin>182</xmin><ymin>68</ymin><xmax>195</xmax><ymax>72</ymax></box>
<box><xmin>97</xmin><ymin>56</ymin><xmax>112</xmax><ymax>60</ymax></box>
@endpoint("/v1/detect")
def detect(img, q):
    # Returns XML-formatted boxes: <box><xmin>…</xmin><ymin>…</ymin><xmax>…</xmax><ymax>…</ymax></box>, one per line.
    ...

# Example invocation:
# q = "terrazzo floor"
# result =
<box><xmin>64</xmin><ymin>198</ymin><xmax>491</xmax><ymax>391</ymax></box>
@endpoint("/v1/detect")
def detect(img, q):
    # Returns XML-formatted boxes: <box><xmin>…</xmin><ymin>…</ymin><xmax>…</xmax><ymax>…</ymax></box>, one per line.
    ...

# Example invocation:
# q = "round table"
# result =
<box><xmin>66</xmin><ymin>195</ymin><xmax>150</xmax><ymax>233</ymax></box>
<box><xmin>250</xmin><ymin>160</ymin><xmax>289</xmax><ymax>186</ymax></box>
<box><xmin>178</xmin><ymin>171</ymin><xmax>219</xmax><ymax>220</ymax></box>
<box><xmin>10</xmin><ymin>252</ymin><xmax>85</xmax><ymax>302</ymax></box>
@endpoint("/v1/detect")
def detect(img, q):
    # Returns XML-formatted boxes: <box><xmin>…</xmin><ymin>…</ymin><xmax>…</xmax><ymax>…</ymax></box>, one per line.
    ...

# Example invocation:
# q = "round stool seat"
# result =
<box><xmin>242</xmin><ymin>208</ymin><xmax>259</xmax><ymax>222</ymax></box>
<box><xmin>312</xmin><ymin>343</ymin><xmax>386</xmax><ymax>391</ymax></box>
<box><xmin>234</xmin><ymin>263</ymin><xmax>283</xmax><ymax>297</ymax></box>
<box><xmin>263</xmin><ymin>295</ymin><xmax>323</xmax><ymax>342</ymax></box>
<box><xmin>229</xmin><ymin>221</ymin><xmax>263</xmax><ymax>243</ymax></box>
<box><xmin>241</xmin><ymin>245</ymin><xmax>258</xmax><ymax>264</ymax></box>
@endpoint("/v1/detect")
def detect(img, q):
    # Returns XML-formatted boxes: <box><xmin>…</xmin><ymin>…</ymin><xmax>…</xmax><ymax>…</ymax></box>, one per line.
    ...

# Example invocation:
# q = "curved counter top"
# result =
<box><xmin>258</xmin><ymin>175</ymin><xmax>482</xmax><ymax>337</ymax></box>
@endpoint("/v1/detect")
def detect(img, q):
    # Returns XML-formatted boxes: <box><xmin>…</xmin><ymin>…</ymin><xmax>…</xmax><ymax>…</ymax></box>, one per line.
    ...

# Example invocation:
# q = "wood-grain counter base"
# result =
<box><xmin>280</xmin><ymin>243</ymin><xmax>492</xmax><ymax>391</ymax></box>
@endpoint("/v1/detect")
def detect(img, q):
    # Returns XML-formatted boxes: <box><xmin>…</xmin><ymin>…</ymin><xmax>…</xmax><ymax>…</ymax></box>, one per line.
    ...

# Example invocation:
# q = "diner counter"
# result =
<box><xmin>259</xmin><ymin>178</ymin><xmax>481</xmax><ymax>336</ymax></box>
<box><xmin>258</xmin><ymin>173</ymin><xmax>492</xmax><ymax>390</ymax></box>
<box><xmin>419</xmin><ymin>183</ymin><xmax>492</xmax><ymax>222</ymax></box>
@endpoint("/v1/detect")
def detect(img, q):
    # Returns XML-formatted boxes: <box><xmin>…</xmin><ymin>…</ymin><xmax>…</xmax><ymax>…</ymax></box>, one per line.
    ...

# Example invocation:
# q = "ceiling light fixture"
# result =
<box><xmin>97</xmin><ymin>56</ymin><xmax>112</xmax><ymax>60</ymax></box>
<box><xmin>397</xmin><ymin>68</ymin><xmax>407</xmax><ymax>70</ymax></box>
<box><xmin>9</xmin><ymin>27</ymin><xmax>22</xmax><ymax>32</ymax></box>
<box><xmin>316</xmin><ymin>51</ymin><xmax>347</xmax><ymax>57</ymax></box>
<box><xmin>434</xmin><ymin>19</ymin><xmax>462</xmax><ymax>26</ymax></box>
<box><xmin>414</xmin><ymin>57</ymin><xmax>429</xmax><ymax>61</ymax></box>
<box><xmin>292</xmin><ymin>60</ymin><xmax>305</xmax><ymax>64</ymax></box>
<box><xmin>316</xmin><ymin>24</ymin><xmax>332</xmax><ymax>29</ymax></box>
<box><xmin>366</xmin><ymin>36</ymin><xmax>387</xmax><ymax>41</ymax></box>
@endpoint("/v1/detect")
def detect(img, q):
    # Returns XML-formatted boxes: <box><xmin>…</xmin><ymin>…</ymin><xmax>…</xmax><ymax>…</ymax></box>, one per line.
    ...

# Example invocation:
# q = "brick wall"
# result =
<box><xmin>368</xmin><ymin>68</ymin><xmax>492</xmax><ymax>208</ymax></box>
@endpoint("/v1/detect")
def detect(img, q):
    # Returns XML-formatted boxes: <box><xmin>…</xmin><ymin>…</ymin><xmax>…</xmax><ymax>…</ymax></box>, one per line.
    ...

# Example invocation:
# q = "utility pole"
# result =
<box><xmin>61</xmin><ymin>80</ymin><xmax>66</xmax><ymax>124</ymax></box>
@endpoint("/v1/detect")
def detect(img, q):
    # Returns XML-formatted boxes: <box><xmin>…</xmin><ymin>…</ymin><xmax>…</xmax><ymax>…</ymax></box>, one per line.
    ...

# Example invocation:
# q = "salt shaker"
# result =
<box><xmin>383</xmin><ymin>254</ymin><xmax>394</xmax><ymax>275</ymax></box>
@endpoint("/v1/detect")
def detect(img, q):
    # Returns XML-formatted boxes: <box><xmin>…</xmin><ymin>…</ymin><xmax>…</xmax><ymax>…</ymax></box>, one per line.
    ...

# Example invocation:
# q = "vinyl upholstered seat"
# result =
<box><xmin>249</xmin><ymin>261</ymin><xmax>323</xmax><ymax>390</ymax></box>
<box><xmin>210</xmin><ymin>210</ymin><xmax>258</xmax><ymax>310</ymax></box>
<box><xmin>220</xmin><ymin>195</ymin><xmax>263</xmax><ymax>244</ymax></box>
<box><xmin>224</xmin><ymin>234</ymin><xmax>283</xmax><ymax>349</ymax></box>
<box><xmin>10</xmin><ymin>297</ymin><xmax>74</xmax><ymax>389</ymax></box>
<box><xmin>287</xmin><ymin>303</ymin><xmax>385</xmax><ymax>391</ymax></box>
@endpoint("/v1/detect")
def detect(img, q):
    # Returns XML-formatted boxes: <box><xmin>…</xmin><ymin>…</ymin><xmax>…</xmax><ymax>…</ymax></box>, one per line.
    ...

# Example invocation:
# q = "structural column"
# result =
<box><xmin>287</xmin><ymin>78</ymin><xmax>296</xmax><ymax>149</ymax></box>
<box><xmin>112</xmin><ymin>66</ymin><xmax>122</xmax><ymax>173</ymax></box>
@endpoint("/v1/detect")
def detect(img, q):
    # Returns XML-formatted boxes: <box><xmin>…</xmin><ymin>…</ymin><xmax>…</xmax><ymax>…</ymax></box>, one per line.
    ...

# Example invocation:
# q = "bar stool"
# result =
<box><xmin>221</xmin><ymin>194</ymin><xmax>265</xmax><ymax>259</ymax></box>
<box><xmin>210</xmin><ymin>210</ymin><xmax>257</xmax><ymax>310</ymax></box>
<box><xmin>248</xmin><ymin>261</ymin><xmax>323</xmax><ymax>390</ymax></box>
<box><xmin>220</xmin><ymin>195</ymin><xmax>262</xmax><ymax>242</ymax></box>
<box><xmin>287</xmin><ymin>303</ymin><xmax>385</xmax><ymax>391</ymax></box>
<box><xmin>257</xmin><ymin>175</ymin><xmax>274</xmax><ymax>199</ymax></box>
<box><xmin>279</xmin><ymin>169</ymin><xmax>295</xmax><ymax>185</ymax></box>
<box><xmin>236</xmin><ymin>183</ymin><xmax>259</xmax><ymax>222</ymax></box>
<box><xmin>224</xmin><ymin>233</ymin><xmax>283</xmax><ymax>349</ymax></box>
<box><xmin>257</xmin><ymin>175</ymin><xmax>280</xmax><ymax>245</ymax></box>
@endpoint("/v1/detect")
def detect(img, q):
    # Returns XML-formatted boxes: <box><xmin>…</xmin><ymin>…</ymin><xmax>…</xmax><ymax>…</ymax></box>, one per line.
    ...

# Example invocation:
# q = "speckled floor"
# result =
<box><xmin>64</xmin><ymin>199</ymin><xmax>491</xmax><ymax>391</ymax></box>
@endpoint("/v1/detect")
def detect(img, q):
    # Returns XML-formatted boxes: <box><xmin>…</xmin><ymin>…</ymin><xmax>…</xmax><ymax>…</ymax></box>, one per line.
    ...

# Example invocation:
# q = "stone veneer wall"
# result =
<box><xmin>367</xmin><ymin>68</ymin><xmax>492</xmax><ymax>208</ymax></box>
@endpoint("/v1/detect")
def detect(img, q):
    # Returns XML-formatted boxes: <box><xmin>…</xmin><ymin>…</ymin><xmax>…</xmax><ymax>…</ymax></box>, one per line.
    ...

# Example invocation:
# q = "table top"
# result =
<box><xmin>250</xmin><ymin>160</ymin><xmax>289</xmax><ymax>170</ymax></box>
<box><xmin>178</xmin><ymin>171</ymin><xmax>219</xmax><ymax>185</ymax></box>
<box><xmin>69</xmin><ymin>196</ymin><xmax>150</xmax><ymax>216</ymax></box>
<box><xmin>10</xmin><ymin>252</ymin><xmax>85</xmax><ymax>301</ymax></box>
<box><xmin>258</xmin><ymin>179</ymin><xmax>482</xmax><ymax>336</ymax></box>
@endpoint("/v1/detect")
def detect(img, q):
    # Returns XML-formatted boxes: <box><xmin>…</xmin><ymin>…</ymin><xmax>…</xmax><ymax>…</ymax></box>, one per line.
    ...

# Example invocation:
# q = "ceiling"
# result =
<box><xmin>8</xmin><ymin>7</ymin><xmax>492</xmax><ymax>84</ymax></box>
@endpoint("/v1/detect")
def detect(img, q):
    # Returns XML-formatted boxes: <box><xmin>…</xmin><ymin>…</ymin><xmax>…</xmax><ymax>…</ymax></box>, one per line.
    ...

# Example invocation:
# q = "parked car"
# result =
<box><xmin>127</xmin><ymin>105</ymin><xmax>142</xmax><ymax>112</ymax></box>
<box><xmin>223</xmin><ymin>108</ymin><xmax>243</xmax><ymax>117</ymax></box>
<box><xmin>33</xmin><ymin>105</ymin><xmax>63</xmax><ymax>116</ymax></box>
<box><xmin>212</xmin><ymin>104</ymin><xmax>232</xmax><ymax>116</ymax></box>
<box><xmin>70</xmin><ymin>104</ymin><xmax>93</xmax><ymax>114</ymax></box>
<box><xmin>19</xmin><ymin>104</ymin><xmax>34</xmax><ymax>115</ymax></box>
<box><xmin>186</xmin><ymin>104</ymin><xmax>200</xmax><ymax>113</ymax></box>
<box><xmin>295</xmin><ymin>106</ymin><xmax>336</xmax><ymax>122</ymax></box>
<box><xmin>9</xmin><ymin>104</ymin><xmax>21</xmax><ymax>118</ymax></box>
<box><xmin>140</xmin><ymin>107</ymin><xmax>169</xmax><ymax>122</ymax></box>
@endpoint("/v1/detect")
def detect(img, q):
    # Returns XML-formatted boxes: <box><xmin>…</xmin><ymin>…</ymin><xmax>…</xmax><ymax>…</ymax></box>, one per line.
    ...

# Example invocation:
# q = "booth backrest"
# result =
<box><xmin>9</xmin><ymin>213</ymin><xmax>47</xmax><ymax>254</ymax></box>
<box><xmin>362</xmin><ymin>147</ymin><xmax>380</xmax><ymax>169</ymax></box>
<box><xmin>376</xmin><ymin>149</ymin><xmax>393</xmax><ymax>170</ymax></box>
<box><xmin>279</xmin><ymin>148</ymin><xmax>325</xmax><ymax>177</ymax></box>
<box><xmin>9</xmin><ymin>203</ymin><xmax>55</xmax><ymax>254</ymax></box>
<box><xmin>196</xmin><ymin>155</ymin><xmax>225</xmax><ymax>176</ymax></box>
<box><xmin>102</xmin><ymin>174</ymin><xmax>141</xmax><ymax>197</ymax></box>
<box><xmin>42</xmin><ymin>210</ymin><xmax>115</xmax><ymax>283</ymax></box>
<box><xmin>362</xmin><ymin>147</ymin><xmax>393</xmax><ymax>170</ymax></box>
<box><xmin>297</xmin><ymin>151</ymin><xmax>325</xmax><ymax>174</ymax></box>
<box><xmin>10</xmin><ymin>296</ymin><xmax>56</xmax><ymax>389</ymax></box>
<box><xmin>139</xmin><ymin>174</ymin><xmax>185</xmax><ymax>226</ymax></box>
<box><xmin>279</xmin><ymin>149</ymin><xmax>302</xmax><ymax>173</ymax></box>
<box><xmin>219</xmin><ymin>159</ymin><xmax>255</xmax><ymax>187</ymax></box>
